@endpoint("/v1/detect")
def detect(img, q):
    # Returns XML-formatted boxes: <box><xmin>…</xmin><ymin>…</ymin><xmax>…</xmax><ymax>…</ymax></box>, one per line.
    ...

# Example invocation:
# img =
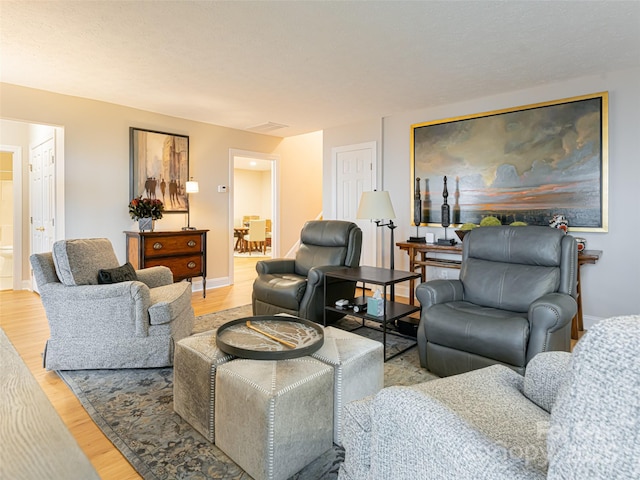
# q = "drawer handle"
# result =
<box><xmin>153</xmin><ymin>242</ymin><xmax>163</xmax><ymax>250</ymax></box>
<box><xmin>187</xmin><ymin>261</ymin><xmax>197</xmax><ymax>269</ymax></box>
<box><xmin>187</xmin><ymin>240</ymin><xmax>196</xmax><ymax>247</ymax></box>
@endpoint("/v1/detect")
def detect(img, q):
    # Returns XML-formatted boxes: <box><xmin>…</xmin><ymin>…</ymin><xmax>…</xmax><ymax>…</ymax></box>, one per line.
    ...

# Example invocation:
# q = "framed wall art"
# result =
<box><xmin>411</xmin><ymin>92</ymin><xmax>608</xmax><ymax>232</ymax></box>
<box><xmin>130</xmin><ymin>127</ymin><xmax>190</xmax><ymax>213</ymax></box>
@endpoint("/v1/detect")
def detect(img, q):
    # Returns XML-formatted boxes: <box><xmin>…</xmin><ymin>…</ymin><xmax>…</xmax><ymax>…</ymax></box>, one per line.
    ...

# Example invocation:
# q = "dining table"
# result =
<box><xmin>234</xmin><ymin>227</ymin><xmax>249</xmax><ymax>252</ymax></box>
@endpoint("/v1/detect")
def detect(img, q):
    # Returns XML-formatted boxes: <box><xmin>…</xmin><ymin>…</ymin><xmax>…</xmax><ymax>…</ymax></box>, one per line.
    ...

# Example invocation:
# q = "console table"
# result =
<box><xmin>396</xmin><ymin>241</ymin><xmax>601</xmax><ymax>340</ymax></box>
<box><xmin>125</xmin><ymin>230</ymin><xmax>208</xmax><ymax>297</ymax></box>
<box><xmin>323</xmin><ymin>266</ymin><xmax>420</xmax><ymax>361</ymax></box>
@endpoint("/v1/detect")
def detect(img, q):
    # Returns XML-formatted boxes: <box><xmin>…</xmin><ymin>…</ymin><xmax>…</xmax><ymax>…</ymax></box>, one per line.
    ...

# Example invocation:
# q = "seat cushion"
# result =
<box><xmin>53</xmin><ymin>238</ymin><xmax>119</xmax><ymax>286</ymax></box>
<box><xmin>252</xmin><ymin>273</ymin><xmax>307</xmax><ymax>310</ymax></box>
<box><xmin>425</xmin><ymin>301</ymin><xmax>529</xmax><ymax>367</ymax></box>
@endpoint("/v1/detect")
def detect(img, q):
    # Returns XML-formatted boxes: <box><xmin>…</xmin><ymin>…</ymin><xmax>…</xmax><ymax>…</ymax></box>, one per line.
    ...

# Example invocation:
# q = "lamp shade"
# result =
<box><xmin>357</xmin><ymin>191</ymin><xmax>396</xmax><ymax>220</ymax></box>
<box><xmin>185</xmin><ymin>180</ymin><xmax>199</xmax><ymax>193</ymax></box>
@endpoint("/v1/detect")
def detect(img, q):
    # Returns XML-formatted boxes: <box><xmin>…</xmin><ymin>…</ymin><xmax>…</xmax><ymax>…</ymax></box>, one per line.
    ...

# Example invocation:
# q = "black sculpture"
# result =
<box><xmin>408</xmin><ymin>177</ymin><xmax>426</xmax><ymax>243</ymax></box>
<box><xmin>437</xmin><ymin>176</ymin><xmax>456</xmax><ymax>245</ymax></box>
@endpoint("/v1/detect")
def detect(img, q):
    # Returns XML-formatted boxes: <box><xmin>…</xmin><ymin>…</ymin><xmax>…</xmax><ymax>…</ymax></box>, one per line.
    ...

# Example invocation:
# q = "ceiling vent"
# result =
<box><xmin>246</xmin><ymin>121</ymin><xmax>289</xmax><ymax>133</ymax></box>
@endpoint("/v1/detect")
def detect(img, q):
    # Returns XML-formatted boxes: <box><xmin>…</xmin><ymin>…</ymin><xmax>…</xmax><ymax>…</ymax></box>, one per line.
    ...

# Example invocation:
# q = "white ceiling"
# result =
<box><xmin>2</xmin><ymin>1</ymin><xmax>639</xmax><ymax>137</ymax></box>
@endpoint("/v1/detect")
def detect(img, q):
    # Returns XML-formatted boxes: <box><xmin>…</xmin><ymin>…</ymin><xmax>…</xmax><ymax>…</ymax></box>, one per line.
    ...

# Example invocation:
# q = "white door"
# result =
<box><xmin>30</xmin><ymin>137</ymin><xmax>56</xmax><ymax>290</ymax></box>
<box><xmin>333</xmin><ymin>142</ymin><xmax>376</xmax><ymax>267</ymax></box>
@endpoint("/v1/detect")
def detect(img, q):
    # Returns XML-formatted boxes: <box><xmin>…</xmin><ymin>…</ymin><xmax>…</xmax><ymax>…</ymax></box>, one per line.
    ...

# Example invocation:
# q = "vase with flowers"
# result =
<box><xmin>129</xmin><ymin>196</ymin><xmax>164</xmax><ymax>231</ymax></box>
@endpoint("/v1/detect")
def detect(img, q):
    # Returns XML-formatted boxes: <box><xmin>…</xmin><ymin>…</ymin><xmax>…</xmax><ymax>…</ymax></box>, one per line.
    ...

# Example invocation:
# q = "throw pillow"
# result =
<box><xmin>98</xmin><ymin>262</ymin><xmax>138</xmax><ymax>284</ymax></box>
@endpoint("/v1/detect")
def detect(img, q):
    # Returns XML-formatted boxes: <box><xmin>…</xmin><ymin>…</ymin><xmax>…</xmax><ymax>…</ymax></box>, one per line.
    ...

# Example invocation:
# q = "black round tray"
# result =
<box><xmin>216</xmin><ymin>315</ymin><xmax>324</xmax><ymax>360</ymax></box>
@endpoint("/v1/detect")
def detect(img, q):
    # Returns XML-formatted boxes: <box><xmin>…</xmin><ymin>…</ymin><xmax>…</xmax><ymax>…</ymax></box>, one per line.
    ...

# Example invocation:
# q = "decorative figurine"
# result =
<box><xmin>437</xmin><ymin>176</ymin><xmax>456</xmax><ymax>245</ymax></box>
<box><xmin>408</xmin><ymin>177</ymin><xmax>426</xmax><ymax>243</ymax></box>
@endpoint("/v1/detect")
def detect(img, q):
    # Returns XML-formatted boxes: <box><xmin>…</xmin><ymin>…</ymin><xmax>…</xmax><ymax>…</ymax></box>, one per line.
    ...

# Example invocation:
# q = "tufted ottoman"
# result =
<box><xmin>215</xmin><ymin>357</ymin><xmax>334</xmax><ymax>480</ymax></box>
<box><xmin>173</xmin><ymin>331</ymin><xmax>234</xmax><ymax>443</ymax></box>
<box><xmin>311</xmin><ymin>326</ymin><xmax>384</xmax><ymax>446</ymax></box>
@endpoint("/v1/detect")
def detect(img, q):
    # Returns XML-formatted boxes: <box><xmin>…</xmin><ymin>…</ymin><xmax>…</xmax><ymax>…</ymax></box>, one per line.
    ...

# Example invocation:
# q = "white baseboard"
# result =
<box><xmin>190</xmin><ymin>276</ymin><xmax>230</xmax><ymax>295</ymax></box>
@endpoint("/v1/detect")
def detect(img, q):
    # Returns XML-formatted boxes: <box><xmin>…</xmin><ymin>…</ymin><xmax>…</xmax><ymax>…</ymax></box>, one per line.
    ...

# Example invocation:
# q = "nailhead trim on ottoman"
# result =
<box><xmin>215</xmin><ymin>357</ymin><xmax>334</xmax><ymax>480</ymax></box>
<box><xmin>173</xmin><ymin>331</ymin><xmax>234</xmax><ymax>443</ymax></box>
<box><xmin>311</xmin><ymin>326</ymin><xmax>384</xmax><ymax>446</ymax></box>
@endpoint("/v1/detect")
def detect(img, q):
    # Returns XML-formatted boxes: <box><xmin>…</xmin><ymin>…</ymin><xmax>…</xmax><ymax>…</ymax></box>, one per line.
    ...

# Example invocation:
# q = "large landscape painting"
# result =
<box><xmin>411</xmin><ymin>92</ymin><xmax>608</xmax><ymax>232</ymax></box>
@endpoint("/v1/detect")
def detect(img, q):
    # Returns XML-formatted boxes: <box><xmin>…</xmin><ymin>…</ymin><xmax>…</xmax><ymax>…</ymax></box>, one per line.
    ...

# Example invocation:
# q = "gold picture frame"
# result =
<box><xmin>411</xmin><ymin>92</ymin><xmax>608</xmax><ymax>232</ymax></box>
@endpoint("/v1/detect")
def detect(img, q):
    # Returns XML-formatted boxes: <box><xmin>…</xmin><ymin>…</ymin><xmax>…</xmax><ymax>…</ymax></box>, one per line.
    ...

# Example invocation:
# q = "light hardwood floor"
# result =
<box><xmin>0</xmin><ymin>257</ymin><xmax>262</xmax><ymax>480</ymax></box>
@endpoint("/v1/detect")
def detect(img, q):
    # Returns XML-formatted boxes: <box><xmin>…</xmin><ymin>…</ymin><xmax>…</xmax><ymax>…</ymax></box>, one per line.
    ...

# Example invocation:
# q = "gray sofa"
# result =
<box><xmin>252</xmin><ymin>220</ymin><xmax>362</xmax><ymax>324</ymax></box>
<box><xmin>339</xmin><ymin>315</ymin><xmax>640</xmax><ymax>480</ymax></box>
<box><xmin>416</xmin><ymin>225</ymin><xmax>577</xmax><ymax>377</ymax></box>
<box><xmin>30</xmin><ymin>238</ymin><xmax>194</xmax><ymax>370</ymax></box>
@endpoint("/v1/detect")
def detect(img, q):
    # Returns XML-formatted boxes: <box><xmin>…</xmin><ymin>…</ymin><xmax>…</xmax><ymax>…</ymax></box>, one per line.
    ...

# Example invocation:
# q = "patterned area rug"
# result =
<box><xmin>58</xmin><ymin>305</ymin><xmax>437</xmax><ymax>480</ymax></box>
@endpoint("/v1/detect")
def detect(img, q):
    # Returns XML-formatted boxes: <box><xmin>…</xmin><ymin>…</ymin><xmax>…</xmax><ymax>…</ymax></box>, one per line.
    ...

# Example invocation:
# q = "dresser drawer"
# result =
<box><xmin>125</xmin><ymin>230</ymin><xmax>208</xmax><ymax>297</ymax></box>
<box><xmin>145</xmin><ymin>255</ymin><xmax>203</xmax><ymax>281</ymax></box>
<box><xmin>143</xmin><ymin>234</ymin><xmax>202</xmax><ymax>258</ymax></box>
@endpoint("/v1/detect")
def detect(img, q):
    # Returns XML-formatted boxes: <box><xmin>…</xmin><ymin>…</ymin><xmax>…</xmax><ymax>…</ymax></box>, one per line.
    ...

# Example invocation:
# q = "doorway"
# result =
<box><xmin>229</xmin><ymin>149</ymin><xmax>279</xmax><ymax>285</ymax></box>
<box><xmin>0</xmin><ymin>119</ymin><xmax>64</xmax><ymax>291</ymax></box>
<box><xmin>0</xmin><ymin>146</ymin><xmax>20</xmax><ymax>290</ymax></box>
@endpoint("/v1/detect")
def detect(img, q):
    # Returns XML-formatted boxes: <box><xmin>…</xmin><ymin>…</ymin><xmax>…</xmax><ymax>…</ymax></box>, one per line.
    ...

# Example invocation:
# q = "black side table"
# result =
<box><xmin>324</xmin><ymin>266</ymin><xmax>421</xmax><ymax>361</ymax></box>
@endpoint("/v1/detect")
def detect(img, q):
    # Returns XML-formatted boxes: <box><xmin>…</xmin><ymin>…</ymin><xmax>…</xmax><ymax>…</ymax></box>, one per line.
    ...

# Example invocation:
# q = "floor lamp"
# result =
<box><xmin>182</xmin><ymin>178</ymin><xmax>199</xmax><ymax>230</ymax></box>
<box><xmin>357</xmin><ymin>190</ymin><xmax>397</xmax><ymax>300</ymax></box>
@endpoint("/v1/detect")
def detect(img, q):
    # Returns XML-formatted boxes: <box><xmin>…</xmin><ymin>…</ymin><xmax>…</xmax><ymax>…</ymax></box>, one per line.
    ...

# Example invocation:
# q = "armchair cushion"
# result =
<box><xmin>253</xmin><ymin>273</ymin><xmax>307</xmax><ymax>310</ymax></box>
<box><xmin>98</xmin><ymin>262</ymin><xmax>137</xmax><ymax>284</ymax></box>
<box><xmin>53</xmin><ymin>238</ymin><xmax>119</xmax><ymax>286</ymax></box>
<box><xmin>426</xmin><ymin>301</ymin><xmax>529</xmax><ymax>367</ymax></box>
<box><xmin>462</xmin><ymin>258</ymin><xmax>560</xmax><ymax>312</ymax></box>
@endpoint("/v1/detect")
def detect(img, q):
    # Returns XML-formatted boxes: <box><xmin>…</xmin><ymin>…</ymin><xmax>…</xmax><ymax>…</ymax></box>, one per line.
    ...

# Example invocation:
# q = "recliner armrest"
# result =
<box><xmin>135</xmin><ymin>266</ymin><xmax>173</xmax><ymax>288</ymax></box>
<box><xmin>256</xmin><ymin>258</ymin><xmax>296</xmax><ymax>275</ymax></box>
<box><xmin>415</xmin><ymin>279</ymin><xmax>464</xmax><ymax>309</ymax></box>
<box><xmin>526</xmin><ymin>293</ymin><xmax>577</xmax><ymax>363</ymax></box>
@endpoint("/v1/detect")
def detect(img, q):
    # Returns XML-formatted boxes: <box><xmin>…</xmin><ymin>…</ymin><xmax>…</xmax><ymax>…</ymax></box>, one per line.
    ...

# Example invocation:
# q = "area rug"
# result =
<box><xmin>58</xmin><ymin>305</ymin><xmax>436</xmax><ymax>480</ymax></box>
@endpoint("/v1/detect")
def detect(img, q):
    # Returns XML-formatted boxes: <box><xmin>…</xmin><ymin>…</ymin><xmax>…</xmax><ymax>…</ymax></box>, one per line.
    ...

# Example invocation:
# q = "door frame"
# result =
<box><xmin>228</xmin><ymin>149</ymin><xmax>280</xmax><ymax>285</ymax></box>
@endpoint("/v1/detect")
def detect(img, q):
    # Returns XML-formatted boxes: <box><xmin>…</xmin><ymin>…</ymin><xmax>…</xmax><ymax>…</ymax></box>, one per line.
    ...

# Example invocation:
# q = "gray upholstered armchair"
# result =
<box><xmin>30</xmin><ymin>238</ymin><xmax>194</xmax><ymax>370</ymax></box>
<box><xmin>252</xmin><ymin>220</ymin><xmax>362</xmax><ymax>324</ymax></box>
<box><xmin>416</xmin><ymin>225</ymin><xmax>577</xmax><ymax>377</ymax></box>
<box><xmin>339</xmin><ymin>315</ymin><xmax>640</xmax><ymax>480</ymax></box>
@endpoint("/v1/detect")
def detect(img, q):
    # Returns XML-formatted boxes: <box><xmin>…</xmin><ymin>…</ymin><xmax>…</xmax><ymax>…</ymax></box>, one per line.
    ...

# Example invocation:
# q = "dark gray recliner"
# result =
<box><xmin>252</xmin><ymin>220</ymin><xmax>362</xmax><ymax>324</ymax></box>
<box><xmin>416</xmin><ymin>225</ymin><xmax>577</xmax><ymax>377</ymax></box>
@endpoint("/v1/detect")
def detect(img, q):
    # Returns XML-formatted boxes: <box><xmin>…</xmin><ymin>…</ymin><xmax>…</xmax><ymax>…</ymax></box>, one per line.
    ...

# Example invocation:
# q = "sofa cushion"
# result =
<box><xmin>98</xmin><ymin>262</ymin><xmax>137</xmax><ymax>284</ymax></box>
<box><xmin>53</xmin><ymin>238</ymin><xmax>119</xmax><ymax>286</ymax></box>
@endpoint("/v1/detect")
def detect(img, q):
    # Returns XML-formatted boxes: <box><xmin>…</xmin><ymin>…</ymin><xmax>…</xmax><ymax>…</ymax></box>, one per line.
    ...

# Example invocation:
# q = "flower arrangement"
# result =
<box><xmin>128</xmin><ymin>196</ymin><xmax>165</xmax><ymax>221</ymax></box>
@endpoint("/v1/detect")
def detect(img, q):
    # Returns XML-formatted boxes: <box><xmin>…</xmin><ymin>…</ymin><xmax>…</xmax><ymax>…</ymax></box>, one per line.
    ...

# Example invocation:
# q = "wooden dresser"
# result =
<box><xmin>125</xmin><ymin>230</ymin><xmax>208</xmax><ymax>297</ymax></box>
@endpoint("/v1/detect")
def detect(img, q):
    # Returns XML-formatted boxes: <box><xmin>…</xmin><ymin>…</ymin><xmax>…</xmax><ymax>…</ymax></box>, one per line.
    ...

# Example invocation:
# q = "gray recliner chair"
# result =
<box><xmin>30</xmin><ymin>238</ymin><xmax>194</xmax><ymax>370</ymax></box>
<box><xmin>416</xmin><ymin>225</ymin><xmax>577</xmax><ymax>377</ymax></box>
<box><xmin>252</xmin><ymin>220</ymin><xmax>362</xmax><ymax>324</ymax></box>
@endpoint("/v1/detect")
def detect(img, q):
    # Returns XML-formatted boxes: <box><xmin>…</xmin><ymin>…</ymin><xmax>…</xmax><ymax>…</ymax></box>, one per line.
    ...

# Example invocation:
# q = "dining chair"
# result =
<box><xmin>265</xmin><ymin>219</ymin><xmax>272</xmax><ymax>248</ymax></box>
<box><xmin>244</xmin><ymin>219</ymin><xmax>267</xmax><ymax>254</ymax></box>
